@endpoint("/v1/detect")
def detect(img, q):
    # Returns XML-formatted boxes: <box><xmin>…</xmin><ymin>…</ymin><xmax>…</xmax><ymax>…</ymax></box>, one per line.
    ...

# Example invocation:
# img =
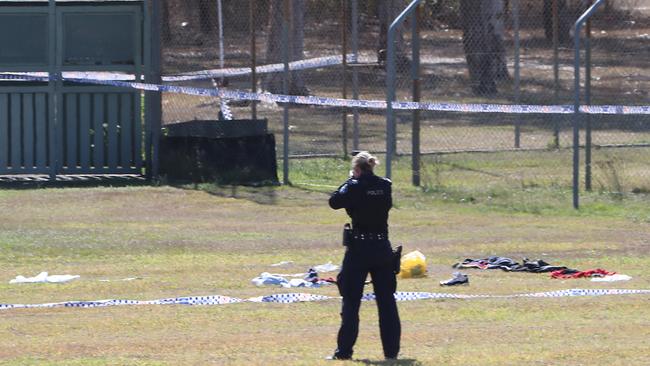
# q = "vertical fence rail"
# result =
<box><xmin>341</xmin><ymin>0</ymin><xmax>348</xmax><ymax>157</ymax></box>
<box><xmin>513</xmin><ymin>0</ymin><xmax>521</xmax><ymax>149</ymax></box>
<box><xmin>48</xmin><ymin>0</ymin><xmax>57</xmax><ymax>179</ymax></box>
<box><xmin>386</xmin><ymin>0</ymin><xmax>423</xmax><ymax>179</ymax></box>
<box><xmin>574</xmin><ymin>0</ymin><xmax>606</xmax><ymax>209</ymax></box>
<box><xmin>351</xmin><ymin>0</ymin><xmax>360</xmax><ymax>151</ymax></box>
<box><xmin>217</xmin><ymin>0</ymin><xmax>224</xmax><ymax>85</ymax></box>
<box><xmin>552</xmin><ymin>0</ymin><xmax>560</xmax><ymax>148</ymax></box>
<box><xmin>250</xmin><ymin>0</ymin><xmax>257</xmax><ymax>120</ymax></box>
<box><xmin>282</xmin><ymin>0</ymin><xmax>290</xmax><ymax>185</ymax></box>
<box><xmin>147</xmin><ymin>0</ymin><xmax>162</xmax><ymax>179</ymax></box>
<box><xmin>585</xmin><ymin>0</ymin><xmax>594</xmax><ymax>192</ymax></box>
<box><xmin>411</xmin><ymin>3</ymin><xmax>421</xmax><ymax>187</ymax></box>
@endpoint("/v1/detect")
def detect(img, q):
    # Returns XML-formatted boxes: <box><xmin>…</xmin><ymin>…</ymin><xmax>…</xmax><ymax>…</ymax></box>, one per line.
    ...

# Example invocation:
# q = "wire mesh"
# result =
<box><xmin>158</xmin><ymin>0</ymin><xmax>650</xmax><ymax>194</ymax></box>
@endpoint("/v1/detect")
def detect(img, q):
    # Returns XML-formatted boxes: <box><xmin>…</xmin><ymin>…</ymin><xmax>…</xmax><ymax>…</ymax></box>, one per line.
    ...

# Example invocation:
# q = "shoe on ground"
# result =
<box><xmin>305</xmin><ymin>268</ymin><xmax>318</xmax><ymax>281</ymax></box>
<box><xmin>440</xmin><ymin>272</ymin><xmax>469</xmax><ymax>286</ymax></box>
<box><xmin>325</xmin><ymin>354</ymin><xmax>351</xmax><ymax>361</ymax></box>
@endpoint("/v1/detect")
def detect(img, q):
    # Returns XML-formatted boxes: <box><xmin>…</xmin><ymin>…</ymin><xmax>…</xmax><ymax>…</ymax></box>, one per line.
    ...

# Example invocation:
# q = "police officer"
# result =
<box><xmin>328</xmin><ymin>151</ymin><xmax>401</xmax><ymax>360</ymax></box>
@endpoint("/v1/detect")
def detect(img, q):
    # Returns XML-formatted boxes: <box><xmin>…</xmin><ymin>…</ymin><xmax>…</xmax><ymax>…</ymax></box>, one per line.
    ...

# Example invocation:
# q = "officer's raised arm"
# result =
<box><xmin>329</xmin><ymin>180</ymin><xmax>353</xmax><ymax>209</ymax></box>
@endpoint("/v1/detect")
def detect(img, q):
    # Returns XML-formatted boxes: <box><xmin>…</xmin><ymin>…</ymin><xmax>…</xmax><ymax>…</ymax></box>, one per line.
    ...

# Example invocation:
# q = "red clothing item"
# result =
<box><xmin>551</xmin><ymin>268</ymin><xmax>615</xmax><ymax>279</ymax></box>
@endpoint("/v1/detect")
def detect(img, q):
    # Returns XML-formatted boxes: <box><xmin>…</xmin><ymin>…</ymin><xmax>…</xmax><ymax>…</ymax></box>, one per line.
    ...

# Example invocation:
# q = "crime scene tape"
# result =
<box><xmin>163</xmin><ymin>54</ymin><xmax>359</xmax><ymax>81</ymax></box>
<box><xmin>2</xmin><ymin>72</ymin><xmax>650</xmax><ymax>115</ymax></box>
<box><xmin>0</xmin><ymin>54</ymin><xmax>359</xmax><ymax>83</ymax></box>
<box><xmin>1</xmin><ymin>288</ymin><xmax>649</xmax><ymax>310</ymax></box>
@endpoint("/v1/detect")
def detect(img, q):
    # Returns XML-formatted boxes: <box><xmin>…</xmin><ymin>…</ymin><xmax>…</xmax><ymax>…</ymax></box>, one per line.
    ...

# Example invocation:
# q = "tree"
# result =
<box><xmin>543</xmin><ymin>0</ymin><xmax>572</xmax><ymax>45</ymax></box>
<box><xmin>263</xmin><ymin>0</ymin><xmax>308</xmax><ymax>95</ymax></box>
<box><xmin>459</xmin><ymin>0</ymin><xmax>508</xmax><ymax>96</ymax></box>
<box><xmin>162</xmin><ymin>0</ymin><xmax>171</xmax><ymax>44</ymax></box>
<box><xmin>198</xmin><ymin>0</ymin><xmax>217</xmax><ymax>34</ymax></box>
<box><xmin>376</xmin><ymin>0</ymin><xmax>410</xmax><ymax>68</ymax></box>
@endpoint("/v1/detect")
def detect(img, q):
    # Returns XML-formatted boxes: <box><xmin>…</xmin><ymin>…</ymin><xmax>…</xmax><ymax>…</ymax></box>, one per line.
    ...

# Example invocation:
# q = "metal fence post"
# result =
<box><xmin>386</xmin><ymin>27</ymin><xmax>396</xmax><ymax>179</ymax></box>
<box><xmin>411</xmin><ymin>3</ymin><xmax>421</xmax><ymax>186</ymax></box>
<box><xmin>574</xmin><ymin>0</ymin><xmax>605</xmax><ymax>209</ymax></box>
<box><xmin>212</xmin><ymin>0</ymin><xmax>225</xmax><ymax>120</ymax></box>
<box><xmin>552</xmin><ymin>0</ymin><xmax>560</xmax><ymax>148</ymax></box>
<box><xmin>48</xmin><ymin>0</ymin><xmax>57</xmax><ymax>180</ymax></box>
<box><xmin>217</xmin><ymin>0</ymin><xmax>224</xmax><ymax>85</ymax></box>
<box><xmin>386</xmin><ymin>0</ymin><xmax>422</xmax><ymax>179</ymax></box>
<box><xmin>250</xmin><ymin>0</ymin><xmax>257</xmax><ymax>120</ymax></box>
<box><xmin>341</xmin><ymin>0</ymin><xmax>349</xmax><ymax>157</ymax></box>
<box><xmin>145</xmin><ymin>0</ymin><xmax>162</xmax><ymax>180</ymax></box>
<box><xmin>513</xmin><ymin>0</ymin><xmax>521</xmax><ymax>149</ymax></box>
<box><xmin>585</xmin><ymin>0</ymin><xmax>593</xmax><ymax>191</ymax></box>
<box><xmin>282</xmin><ymin>0</ymin><xmax>290</xmax><ymax>185</ymax></box>
<box><xmin>351</xmin><ymin>0</ymin><xmax>360</xmax><ymax>151</ymax></box>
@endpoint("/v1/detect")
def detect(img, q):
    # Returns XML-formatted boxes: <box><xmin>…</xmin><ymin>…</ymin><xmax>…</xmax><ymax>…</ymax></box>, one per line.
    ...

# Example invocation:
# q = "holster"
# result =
<box><xmin>342</xmin><ymin>223</ymin><xmax>353</xmax><ymax>247</ymax></box>
<box><xmin>392</xmin><ymin>245</ymin><xmax>403</xmax><ymax>274</ymax></box>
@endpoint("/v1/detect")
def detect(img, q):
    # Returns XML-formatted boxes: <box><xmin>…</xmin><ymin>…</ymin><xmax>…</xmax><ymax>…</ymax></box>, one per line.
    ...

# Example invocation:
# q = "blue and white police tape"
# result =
<box><xmin>1</xmin><ymin>289</ymin><xmax>649</xmax><ymax>310</ymax></box>
<box><xmin>370</xmin><ymin>288</ymin><xmax>650</xmax><ymax>301</ymax></box>
<box><xmin>220</xmin><ymin>98</ymin><xmax>233</xmax><ymax>120</ymax></box>
<box><xmin>0</xmin><ymin>54</ymin><xmax>360</xmax><ymax>84</ymax></box>
<box><xmin>163</xmin><ymin>54</ymin><xmax>359</xmax><ymax>82</ymax></box>
<box><xmin>3</xmin><ymin>72</ymin><xmax>650</xmax><ymax>115</ymax></box>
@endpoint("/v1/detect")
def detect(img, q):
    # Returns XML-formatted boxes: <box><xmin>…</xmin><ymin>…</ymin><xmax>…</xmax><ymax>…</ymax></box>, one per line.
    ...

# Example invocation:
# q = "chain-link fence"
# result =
<box><xmin>159</xmin><ymin>0</ymin><xmax>650</xmax><ymax>197</ymax></box>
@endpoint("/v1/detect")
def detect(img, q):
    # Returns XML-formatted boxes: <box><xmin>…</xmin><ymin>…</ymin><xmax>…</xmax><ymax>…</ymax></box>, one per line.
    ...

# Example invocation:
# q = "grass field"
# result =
<box><xmin>1</xmin><ymin>158</ymin><xmax>650</xmax><ymax>365</ymax></box>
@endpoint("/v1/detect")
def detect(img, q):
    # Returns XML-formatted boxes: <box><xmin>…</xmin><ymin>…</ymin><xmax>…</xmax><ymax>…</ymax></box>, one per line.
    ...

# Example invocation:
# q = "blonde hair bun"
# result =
<box><xmin>352</xmin><ymin>151</ymin><xmax>380</xmax><ymax>172</ymax></box>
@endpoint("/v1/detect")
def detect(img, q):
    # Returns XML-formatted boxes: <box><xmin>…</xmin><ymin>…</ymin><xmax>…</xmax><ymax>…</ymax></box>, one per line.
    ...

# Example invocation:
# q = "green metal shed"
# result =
<box><xmin>0</xmin><ymin>0</ymin><xmax>152</xmax><ymax>179</ymax></box>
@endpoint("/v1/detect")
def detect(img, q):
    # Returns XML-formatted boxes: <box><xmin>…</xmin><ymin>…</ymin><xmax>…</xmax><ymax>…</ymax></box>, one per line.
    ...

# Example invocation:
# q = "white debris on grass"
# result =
<box><xmin>98</xmin><ymin>277</ymin><xmax>141</xmax><ymax>282</ymax></box>
<box><xmin>591</xmin><ymin>274</ymin><xmax>632</xmax><ymax>282</ymax></box>
<box><xmin>252</xmin><ymin>272</ymin><xmax>289</xmax><ymax>287</ymax></box>
<box><xmin>268</xmin><ymin>273</ymin><xmax>307</xmax><ymax>278</ymax></box>
<box><xmin>313</xmin><ymin>262</ymin><xmax>340</xmax><ymax>273</ymax></box>
<box><xmin>251</xmin><ymin>272</ymin><xmax>333</xmax><ymax>288</ymax></box>
<box><xmin>9</xmin><ymin>272</ymin><xmax>80</xmax><ymax>284</ymax></box>
<box><xmin>270</xmin><ymin>261</ymin><xmax>294</xmax><ymax>267</ymax></box>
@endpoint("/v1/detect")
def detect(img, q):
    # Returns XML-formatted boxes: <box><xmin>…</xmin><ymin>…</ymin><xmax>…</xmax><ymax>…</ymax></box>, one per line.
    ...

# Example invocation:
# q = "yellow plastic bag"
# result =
<box><xmin>398</xmin><ymin>250</ymin><xmax>427</xmax><ymax>279</ymax></box>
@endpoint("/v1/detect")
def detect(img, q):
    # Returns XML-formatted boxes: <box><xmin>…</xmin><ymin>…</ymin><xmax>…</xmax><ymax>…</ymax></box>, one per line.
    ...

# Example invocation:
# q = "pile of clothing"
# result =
<box><xmin>252</xmin><ymin>266</ymin><xmax>337</xmax><ymax>288</ymax></box>
<box><xmin>453</xmin><ymin>256</ymin><xmax>571</xmax><ymax>273</ymax></box>
<box><xmin>453</xmin><ymin>256</ymin><xmax>621</xmax><ymax>280</ymax></box>
<box><xmin>550</xmin><ymin>268</ymin><xmax>616</xmax><ymax>279</ymax></box>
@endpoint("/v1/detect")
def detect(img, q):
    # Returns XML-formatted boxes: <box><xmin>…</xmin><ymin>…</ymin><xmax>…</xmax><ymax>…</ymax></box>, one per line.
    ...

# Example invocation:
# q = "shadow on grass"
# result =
<box><xmin>354</xmin><ymin>358</ymin><xmax>423</xmax><ymax>366</ymax></box>
<box><xmin>173</xmin><ymin>182</ymin><xmax>281</xmax><ymax>205</ymax></box>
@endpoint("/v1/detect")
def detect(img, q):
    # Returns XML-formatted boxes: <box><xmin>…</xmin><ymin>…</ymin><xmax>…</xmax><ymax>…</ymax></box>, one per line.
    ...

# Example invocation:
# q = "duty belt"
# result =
<box><xmin>353</xmin><ymin>232</ymin><xmax>388</xmax><ymax>241</ymax></box>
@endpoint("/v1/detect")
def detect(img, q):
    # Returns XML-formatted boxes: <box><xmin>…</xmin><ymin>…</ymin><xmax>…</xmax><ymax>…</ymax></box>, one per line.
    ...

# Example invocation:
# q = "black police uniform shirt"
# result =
<box><xmin>329</xmin><ymin>172</ymin><xmax>392</xmax><ymax>234</ymax></box>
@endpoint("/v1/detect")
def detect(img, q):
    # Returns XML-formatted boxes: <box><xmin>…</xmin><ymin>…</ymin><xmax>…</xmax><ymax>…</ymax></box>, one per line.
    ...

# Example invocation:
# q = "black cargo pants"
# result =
<box><xmin>335</xmin><ymin>239</ymin><xmax>401</xmax><ymax>359</ymax></box>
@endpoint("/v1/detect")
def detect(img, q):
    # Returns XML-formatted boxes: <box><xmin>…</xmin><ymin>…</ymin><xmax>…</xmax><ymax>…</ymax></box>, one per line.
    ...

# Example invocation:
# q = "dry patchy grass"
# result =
<box><xmin>1</xmin><ymin>185</ymin><xmax>650</xmax><ymax>365</ymax></box>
